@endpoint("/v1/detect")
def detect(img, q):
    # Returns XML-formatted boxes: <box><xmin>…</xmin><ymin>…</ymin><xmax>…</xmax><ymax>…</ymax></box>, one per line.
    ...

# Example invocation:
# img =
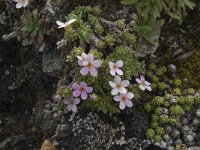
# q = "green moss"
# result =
<box><xmin>171</xmin><ymin>105</ymin><xmax>183</xmax><ymax>116</ymax></box>
<box><xmin>146</xmin><ymin>129</ymin><xmax>155</xmax><ymax>139</ymax></box>
<box><xmin>177</xmin><ymin>50</ymin><xmax>200</xmax><ymax>89</ymax></box>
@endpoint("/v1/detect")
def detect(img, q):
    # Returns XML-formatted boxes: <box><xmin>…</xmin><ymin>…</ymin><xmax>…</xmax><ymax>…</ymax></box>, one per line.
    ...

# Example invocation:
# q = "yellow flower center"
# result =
<box><xmin>87</xmin><ymin>62</ymin><xmax>93</xmax><ymax>68</ymax></box>
<box><xmin>116</xmin><ymin>84</ymin><xmax>121</xmax><ymax>88</ymax></box>
<box><xmin>79</xmin><ymin>87</ymin><xmax>85</xmax><ymax>92</ymax></box>
<box><xmin>113</xmin><ymin>64</ymin><xmax>118</xmax><ymax>70</ymax></box>
<box><xmin>122</xmin><ymin>96</ymin><xmax>126</xmax><ymax>102</ymax></box>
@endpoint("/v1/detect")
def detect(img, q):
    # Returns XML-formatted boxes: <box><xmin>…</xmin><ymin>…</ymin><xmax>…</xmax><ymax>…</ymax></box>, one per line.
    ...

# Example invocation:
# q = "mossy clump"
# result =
<box><xmin>177</xmin><ymin>50</ymin><xmax>200</xmax><ymax>89</ymax></box>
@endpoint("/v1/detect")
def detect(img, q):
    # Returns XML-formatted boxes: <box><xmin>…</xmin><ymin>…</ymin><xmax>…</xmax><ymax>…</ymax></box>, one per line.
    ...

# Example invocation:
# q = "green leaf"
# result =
<box><xmin>121</xmin><ymin>0</ymin><xmax>139</xmax><ymax>5</ymax></box>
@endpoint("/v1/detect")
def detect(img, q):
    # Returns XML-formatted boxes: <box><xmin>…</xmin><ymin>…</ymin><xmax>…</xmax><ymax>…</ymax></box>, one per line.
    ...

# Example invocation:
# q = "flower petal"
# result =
<box><xmin>119</xmin><ymin>87</ymin><xmax>127</xmax><ymax>94</ymax></box>
<box><xmin>110</xmin><ymin>69</ymin><xmax>116</xmax><ymax>76</ymax></box>
<box><xmin>77</xmin><ymin>55</ymin><xmax>83</xmax><ymax>60</ymax></box>
<box><xmin>146</xmin><ymin>85</ymin><xmax>152</xmax><ymax>91</ymax></box>
<box><xmin>90</xmin><ymin>68</ymin><xmax>97</xmax><ymax>76</ymax></box>
<box><xmin>63</xmin><ymin>99</ymin><xmax>70</xmax><ymax>104</ymax></box>
<box><xmin>16</xmin><ymin>3</ymin><xmax>23</xmax><ymax>8</ymax></box>
<box><xmin>81</xmin><ymin>92</ymin><xmax>87</xmax><ymax>100</ymax></box>
<box><xmin>116</xmin><ymin>69</ymin><xmax>123</xmax><ymax>75</ymax></box>
<box><xmin>74</xmin><ymin>98</ymin><xmax>80</xmax><ymax>104</ymax></box>
<box><xmin>126</xmin><ymin>92</ymin><xmax>134</xmax><ymax>99</ymax></box>
<box><xmin>93</xmin><ymin>60</ymin><xmax>102</xmax><ymax>68</ymax></box>
<box><xmin>121</xmin><ymin>80</ymin><xmax>129</xmax><ymax>87</ymax></box>
<box><xmin>140</xmin><ymin>75</ymin><xmax>145</xmax><ymax>81</ymax></box>
<box><xmin>82</xmin><ymin>60</ymin><xmax>89</xmax><ymax>66</ymax></box>
<box><xmin>119</xmin><ymin>101</ymin><xmax>125</xmax><ymax>110</ymax></box>
<box><xmin>80</xmin><ymin>82</ymin><xmax>87</xmax><ymax>88</ymax></box>
<box><xmin>109</xmin><ymin>62</ymin><xmax>114</xmax><ymax>68</ymax></box>
<box><xmin>145</xmin><ymin>81</ymin><xmax>151</xmax><ymax>86</ymax></box>
<box><xmin>80</xmin><ymin>67</ymin><xmax>89</xmax><ymax>76</ymax></box>
<box><xmin>86</xmin><ymin>87</ymin><xmax>93</xmax><ymax>93</ymax></box>
<box><xmin>23</xmin><ymin>1</ymin><xmax>29</xmax><ymax>7</ymax></box>
<box><xmin>78</xmin><ymin>60</ymin><xmax>83</xmax><ymax>66</ymax></box>
<box><xmin>109</xmin><ymin>81</ymin><xmax>116</xmax><ymax>88</ymax></box>
<box><xmin>111</xmin><ymin>88</ymin><xmax>118</xmax><ymax>95</ymax></box>
<box><xmin>136</xmin><ymin>78</ymin><xmax>141</xmax><ymax>84</ymax></box>
<box><xmin>73</xmin><ymin>90</ymin><xmax>81</xmax><ymax>97</ymax></box>
<box><xmin>66</xmin><ymin>19</ymin><xmax>76</xmax><ymax>26</ymax></box>
<box><xmin>139</xmin><ymin>85</ymin><xmax>146</xmax><ymax>91</ymax></box>
<box><xmin>67</xmin><ymin>104</ymin><xmax>72</xmax><ymax>111</ymax></box>
<box><xmin>71</xmin><ymin>104</ymin><xmax>77</xmax><ymax>112</ymax></box>
<box><xmin>113</xmin><ymin>96</ymin><xmax>121</xmax><ymax>102</ymax></box>
<box><xmin>116</xmin><ymin>60</ymin><xmax>123</xmax><ymax>68</ymax></box>
<box><xmin>87</xmin><ymin>54</ymin><xmax>94</xmax><ymax>61</ymax></box>
<box><xmin>126</xmin><ymin>100</ymin><xmax>133</xmax><ymax>107</ymax></box>
<box><xmin>114</xmin><ymin>75</ymin><xmax>121</xmax><ymax>84</ymax></box>
<box><xmin>72</xmin><ymin>83</ymin><xmax>79</xmax><ymax>90</ymax></box>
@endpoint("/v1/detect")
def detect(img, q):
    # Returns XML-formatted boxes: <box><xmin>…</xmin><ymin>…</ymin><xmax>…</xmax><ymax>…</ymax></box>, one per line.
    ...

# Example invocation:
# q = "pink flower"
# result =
<box><xmin>64</xmin><ymin>97</ymin><xmax>80</xmax><ymax>113</ymax></box>
<box><xmin>77</xmin><ymin>53</ymin><xmax>88</xmax><ymax>66</ymax></box>
<box><xmin>72</xmin><ymin>82</ymin><xmax>93</xmax><ymax>100</ymax></box>
<box><xmin>109</xmin><ymin>60</ymin><xmax>123</xmax><ymax>76</ymax></box>
<box><xmin>78</xmin><ymin>54</ymin><xmax>102</xmax><ymax>76</ymax></box>
<box><xmin>14</xmin><ymin>0</ymin><xmax>29</xmax><ymax>9</ymax></box>
<box><xmin>136</xmin><ymin>75</ymin><xmax>152</xmax><ymax>91</ymax></box>
<box><xmin>109</xmin><ymin>75</ymin><xmax>130</xmax><ymax>95</ymax></box>
<box><xmin>113</xmin><ymin>92</ymin><xmax>134</xmax><ymax>110</ymax></box>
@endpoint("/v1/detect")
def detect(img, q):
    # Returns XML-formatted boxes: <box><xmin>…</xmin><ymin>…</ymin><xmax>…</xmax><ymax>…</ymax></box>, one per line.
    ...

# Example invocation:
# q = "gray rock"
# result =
<box><xmin>181</xmin><ymin>117</ymin><xmax>188</xmax><ymax>125</ymax></box>
<box><xmin>186</xmin><ymin>135</ymin><xmax>194</xmax><ymax>142</ymax></box>
<box><xmin>196</xmin><ymin>109</ymin><xmax>200</xmax><ymax>117</ymax></box>
<box><xmin>167</xmin><ymin>145</ymin><xmax>175</xmax><ymax>150</ymax></box>
<box><xmin>174</xmin><ymin>139</ymin><xmax>182</xmax><ymax>145</ymax></box>
<box><xmin>160</xmin><ymin>140</ymin><xmax>167</xmax><ymax>149</ymax></box>
<box><xmin>42</xmin><ymin>52</ymin><xmax>63</xmax><ymax>77</ymax></box>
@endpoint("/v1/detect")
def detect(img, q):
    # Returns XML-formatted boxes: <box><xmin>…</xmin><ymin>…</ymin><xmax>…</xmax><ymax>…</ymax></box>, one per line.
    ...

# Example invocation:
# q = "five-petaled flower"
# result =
<box><xmin>63</xmin><ymin>97</ymin><xmax>80</xmax><ymax>113</ymax></box>
<box><xmin>109</xmin><ymin>75</ymin><xmax>130</xmax><ymax>95</ymax></box>
<box><xmin>78</xmin><ymin>53</ymin><xmax>102</xmax><ymax>77</ymax></box>
<box><xmin>56</xmin><ymin>19</ymin><xmax>76</xmax><ymax>28</ymax></box>
<box><xmin>113</xmin><ymin>92</ymin><xmax>134</xmax><ymax>110</ymax></box>
<box><xmin>136</xmin><ymin>75</ymin><xmax>152</xmax><ymax>91</ymax></box>
<box><xmin>72</xmin><ymin>82</ymin><xmax>93</xmax><ymax>100</ymax></box>
<box><xmin>109</xmin><ymin>60</ymin><xmax>123</xmax><ymax>76</ymax></box>
<box><xmin>14</xmin><ymin>0</ymin><xmax>29</xmax><ymax>8</ymax></box>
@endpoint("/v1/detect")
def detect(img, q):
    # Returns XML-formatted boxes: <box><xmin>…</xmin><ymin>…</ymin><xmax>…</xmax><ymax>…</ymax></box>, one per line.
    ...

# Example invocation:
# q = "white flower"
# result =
<box><xmin>14</xmin><ymin>0</ymin><xmax>29</xmax><ymax>9</ymax></box>
<box><xmin>113</xmin><ymin>92</ymin><xmax>134</xmax><ymax>110</ymax></box>
<box><xmin>109</xmin><ymin>60</ymin><xmax>123</xmax><ymax>76</ymax></box>
<box><xmin>56</xmin><ymin>19</ymin><xmax>76</xmax><ymax>28</ymax></box>
<box><xmin>136</xmin><ymin>75</ymin><xmax>152</xmax><ymax>91</ymax></box>
<box><xmin>109</xmin><ymin>75</ymin><xmax>130</xmax><ymax>95</ymax></box>
<box><xmin>63</xmin><ymin>97</ymin><xmax>80</xmax><ymax>113</ymax></box>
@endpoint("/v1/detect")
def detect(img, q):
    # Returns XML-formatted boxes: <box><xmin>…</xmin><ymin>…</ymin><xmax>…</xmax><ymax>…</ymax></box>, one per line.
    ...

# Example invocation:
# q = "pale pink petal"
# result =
<box><xmin>67</xmin><ymin>104</ymin><xmax>72</xmax><ymax>111</ymax></box>
<box><xmin>86</xmin><ymin>87</ymin><xmax>93</xmax><ymax>93</ymax></box>
<box><xmin>80</xmin><ymin>82</ymin><xmax>87</xmax><ymax>88</ymax></box>
<box><xmin>63</xmin><ymin>99</ymin><xmax>70</xmax><ymax>104</ymax></box>
<box><xmin>87</xmin><ymin>54</ymin><xmax>94</xmax><ymax>61</ymax></box>
<box><xmin>119</xmin><ymin>101</ymin><xmax>125</xmax><ymax>110</ymax></box>
<box><xmin>110</xmin><ymin>69</ymin><xmax>116</xmax><ymax>76</ymax></box>
<box><xmin>111</xmin><ymin>88</ymin><xmax>118</xmax><ymax>95</ymax></box>
<box><xmin>77</xmin><ymin>56</ymin><xmax>83</xmax><ymax>60</ymax></box>
<box><xmin>109</xmin><ymin>81</ymin><xmax>116</xmax><ymax>88</ymax></box>
<box><xmin>145</xmin><ymin>81</ymin><xmax>151</xmax><ymax>86</ymax></box>
<box><xmin>109</xmin><ymin>62</ymin><xmax>114</xmax><ymax>68</ymax></box>
<box><xmin>119</xmin><ymin>87</ymin><xmax>127</xmax><ymax>94</ymax></box>
<box><xmin>126</xmin><ymin>100</ymin><xmax>133</xmax><ymax>107</ymax></box>
<box><xmin>80</xmin><ymin>67</ymin><xmax>89</xmax><ymax>76</ymax></box>
<box><xmin>89</xmin><ymin>68</ymin><xmax>97</xmax><ymax>76</ymax></box>
<box><xmin>72</xmin><ymin>83</ymin><xmax>79</xmax><ymax>90</ymax></box>
<box><xmin>74</xmin><ymin>98</ymin><xmax>80</xmax><ymax>104</ymax></box>
<box><xmin>23</xmin><ymin>1</ymin><xmax>29</xmax><ymax>7</ymax></box>
<box><xmin>78</xmin><ymin>60</ymin><xmax>83</xmax><ymax>66</ymax></box>
<box><xmin>121</xmin><ymin>80</ymin><xmax>129</xmax><ymax>87</ymax></box>
<box><xmin>139</xmin><ymin>85</ymin><xmax>146</xmax><ymax>91</ymax></box>
<box><xmin>71</xmin><ymin>104</ymin><xmax>77</xmax><ymax>112</ymax></box>
<box><xmin>146</xmin><ymin>86</ymin><xmax>152</xmax><ymax>91</ymax></box>
<box><xmin>81</xmin><ymin>92</ymin><xmax>87</xmax><ymax>100</ymax></box>
<box><xmin>93</xmin><ymin>60</ymin><xmax>102</xmax><ymax>68</ymax></box>
<box><xmin>140</xmin><ymin>75</ymin><xmax>145</xmax><ymax>81</ymax></box>
<box><xmin>126</xmin><ymin>92</ymin><xmax>134</xmax><ymax>99</ymax></box>
<box><xmin>113</xmin><ymin>96</ymin><xmax>121</xmax><ymax>102</ymax></box>
<box><xmin>16</xmin><ymin>3</ymin><xmax>23</xmax><ymax>8</ymax></box>
<box><xmin>82</xmin><ymin>60</ymin><xmax>88</xmax><ymax>66</ymax></box>
<box><xmin>116</xmin><ymin>60</ymin><xmax>123</xmax><ymax>68</ymax></box>
<box><xmin>116</xmin><ymin>69</ymin><xmax>123</xmax><ymax>75</ymax></box>
<box><xmin>114</xmin><ymin>75</ymin><xmax>121</xmax><ymax>84</ymax></box>
<box><xmin>73</xmin><ymin>90</ymin><xmax>81</xmax><ymax>97</ymax></box>
<box><xmin>136</xmin><ymin>78</ymin><xmax>142</xmax><ymax>84</ymax></box>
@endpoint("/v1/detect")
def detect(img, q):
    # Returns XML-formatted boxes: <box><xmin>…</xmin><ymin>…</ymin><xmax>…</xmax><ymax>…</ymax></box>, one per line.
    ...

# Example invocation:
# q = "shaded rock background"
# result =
<box><xmin>0</xmin><ymin>0</ymin><xmax>200</xmax><ymax>149</ymax></box>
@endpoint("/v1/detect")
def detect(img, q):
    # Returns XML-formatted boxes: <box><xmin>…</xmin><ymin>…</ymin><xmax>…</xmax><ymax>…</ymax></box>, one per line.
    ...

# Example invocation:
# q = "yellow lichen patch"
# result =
<box><xmin>41</xmin><ymin>140</ymin><xmax>55</xmax><ymax>150</ymax></box>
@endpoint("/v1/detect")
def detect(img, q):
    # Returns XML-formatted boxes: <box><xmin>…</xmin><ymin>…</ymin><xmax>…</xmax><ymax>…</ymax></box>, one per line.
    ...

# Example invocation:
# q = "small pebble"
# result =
<box><xmin>186</xmin><ymin>135</ymin><xmax>194</xmax><ymax>142</ymax></box>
